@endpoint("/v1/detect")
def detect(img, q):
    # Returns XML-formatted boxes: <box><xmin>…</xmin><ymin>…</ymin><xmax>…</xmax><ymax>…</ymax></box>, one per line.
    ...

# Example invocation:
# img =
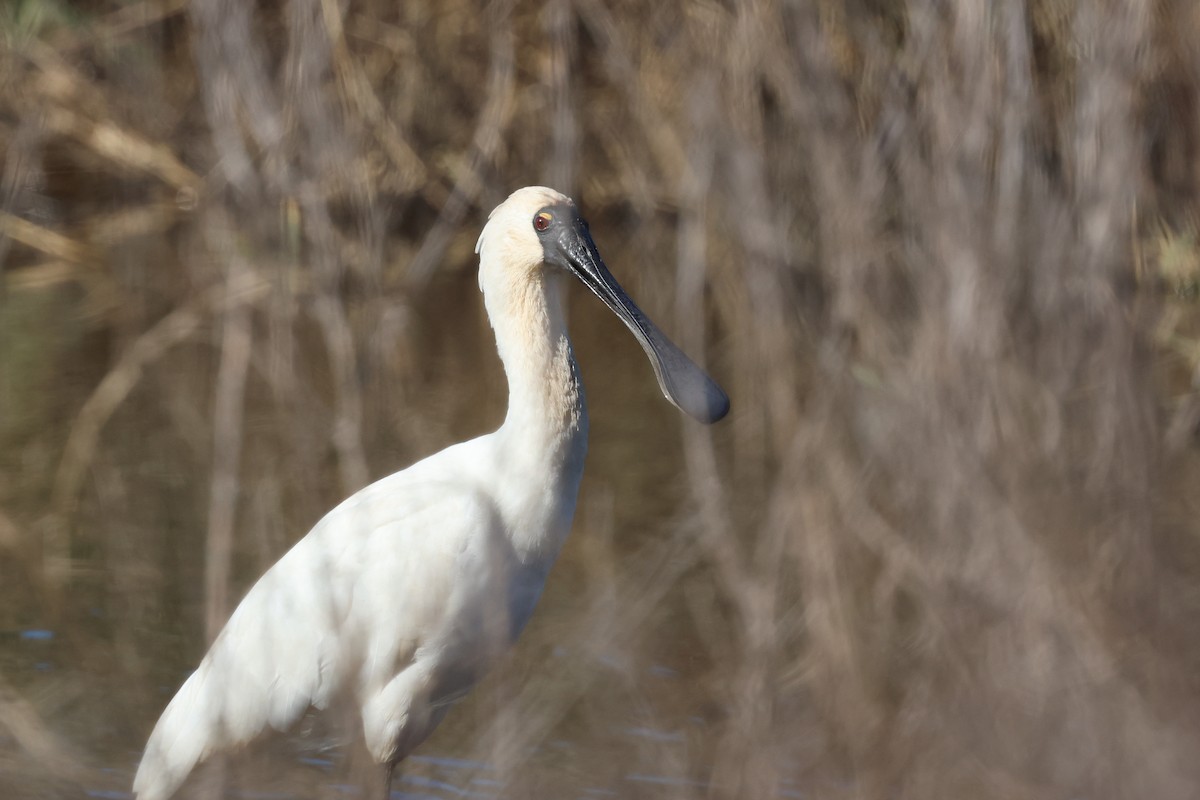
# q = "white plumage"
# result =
<box><xmin>133</xmin><ymin>186</ymin><xmax>727</xmax><ymax>800</ymax></box>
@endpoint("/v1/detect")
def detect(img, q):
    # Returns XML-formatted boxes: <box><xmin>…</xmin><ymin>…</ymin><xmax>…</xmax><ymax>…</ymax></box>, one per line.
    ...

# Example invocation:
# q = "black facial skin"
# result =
<box><xmin>533</xmin><ymin>204</ymin><xmax>730</xmax><ymax>425</ymax></box>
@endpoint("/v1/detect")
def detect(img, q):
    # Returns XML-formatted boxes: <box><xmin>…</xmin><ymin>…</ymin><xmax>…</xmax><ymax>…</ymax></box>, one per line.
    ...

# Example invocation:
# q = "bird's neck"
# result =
<box><xmin>487</xmin><ymin>270</ymin><xmax>587</xmax><ymax>466</ymax></box>
<box><xmin>483</xmin><ymin>269</ymin><xmax>588</xmax><ymax>563</ymax></box>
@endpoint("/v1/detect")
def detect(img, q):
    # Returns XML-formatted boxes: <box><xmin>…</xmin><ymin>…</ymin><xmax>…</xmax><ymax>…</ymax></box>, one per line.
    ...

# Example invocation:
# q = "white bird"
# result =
<box><xmin>132</xmin><ymin>186</ymin><xmax>728</xmax><ymax>800</ymax></box>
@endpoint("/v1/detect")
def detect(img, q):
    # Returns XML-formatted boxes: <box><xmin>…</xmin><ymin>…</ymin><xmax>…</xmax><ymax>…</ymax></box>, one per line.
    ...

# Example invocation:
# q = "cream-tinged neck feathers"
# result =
<box><xmin>476</xmin><ymin>187</ymin><xmax>585</xmax><ymax>452</ymax></box>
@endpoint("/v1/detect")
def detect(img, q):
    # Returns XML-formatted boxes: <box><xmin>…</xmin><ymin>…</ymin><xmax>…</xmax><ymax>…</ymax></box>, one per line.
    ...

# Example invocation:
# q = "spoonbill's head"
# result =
<box><xmin>476</xmin><ymin>186</ymin><xmax>730</xmax><ymax>425</ymax></box>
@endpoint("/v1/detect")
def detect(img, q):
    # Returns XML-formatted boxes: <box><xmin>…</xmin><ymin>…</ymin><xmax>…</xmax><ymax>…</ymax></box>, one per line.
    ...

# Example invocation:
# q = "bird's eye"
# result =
<box><xmin>534</xmin><ymin>212</ymin><xmax>552</xmax><ymax>232</ymax></box>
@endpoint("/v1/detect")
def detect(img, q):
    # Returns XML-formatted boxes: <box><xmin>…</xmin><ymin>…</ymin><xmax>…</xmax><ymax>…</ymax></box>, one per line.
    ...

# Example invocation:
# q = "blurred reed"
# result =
<box><xmin>2</xmin><ymin>1</ymin><xmax>1200</xmax><ymax>798</ymax></box>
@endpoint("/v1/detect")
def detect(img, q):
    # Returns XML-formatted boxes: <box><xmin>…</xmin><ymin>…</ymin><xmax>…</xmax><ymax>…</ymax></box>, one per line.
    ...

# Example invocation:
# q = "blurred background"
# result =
<box><xmin>3</xmin><ymin>0</ymin><xmax>1200</xmax><ymax>798</ymax></box>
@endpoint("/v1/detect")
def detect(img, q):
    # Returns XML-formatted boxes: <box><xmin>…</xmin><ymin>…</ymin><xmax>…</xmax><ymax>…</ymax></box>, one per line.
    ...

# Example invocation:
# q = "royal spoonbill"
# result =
<box><xmin>132</xmin><ymin>186</ymin><xmax>728</xmax><ymax>799</ymax></box>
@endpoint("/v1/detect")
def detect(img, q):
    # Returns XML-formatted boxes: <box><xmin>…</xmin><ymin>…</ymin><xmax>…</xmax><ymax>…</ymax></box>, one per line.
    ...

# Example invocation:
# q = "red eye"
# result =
<box><xmin>534</xmin><ymin>212</ymin><xmax>552</xmax><ymax>231</ymax></box>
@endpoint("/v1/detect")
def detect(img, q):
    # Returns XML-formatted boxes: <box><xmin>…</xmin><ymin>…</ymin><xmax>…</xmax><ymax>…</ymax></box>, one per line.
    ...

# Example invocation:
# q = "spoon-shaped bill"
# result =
<box><xmin>551</xmin><ymin>219</ymin><xmax>730</xmax><ymax>424</ymax></box>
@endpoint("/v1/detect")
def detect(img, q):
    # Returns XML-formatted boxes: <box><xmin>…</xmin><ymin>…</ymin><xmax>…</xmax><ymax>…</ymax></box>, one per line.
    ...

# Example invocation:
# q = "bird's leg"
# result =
<box><xmin>382</xmin><ymin>760</ymin><xmax>396</xmax><ymax>800</ymax></box>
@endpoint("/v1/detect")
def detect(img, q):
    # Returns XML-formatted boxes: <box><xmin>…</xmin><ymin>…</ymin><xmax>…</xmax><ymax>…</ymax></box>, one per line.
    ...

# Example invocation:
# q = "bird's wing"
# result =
<box><xmin>131</xmin><ymin>532</ymin><xmax>345</xmax><ymax>800</ymax></box>
<box><xmin>133</xmin><ymin>448</ymin><xmax>496</xmax><ymax>800</ymax></box>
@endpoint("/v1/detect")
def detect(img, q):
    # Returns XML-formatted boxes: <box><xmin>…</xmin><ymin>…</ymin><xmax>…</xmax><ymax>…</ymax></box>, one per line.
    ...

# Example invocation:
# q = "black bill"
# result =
<box><xmin>541</xmin><ymin>209</ymin><xmax>729</xmax><ymax>424</ymax></box>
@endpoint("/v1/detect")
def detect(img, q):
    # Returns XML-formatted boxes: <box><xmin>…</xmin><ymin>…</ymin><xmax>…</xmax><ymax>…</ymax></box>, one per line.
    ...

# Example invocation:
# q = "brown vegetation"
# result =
<box><xmin>3</xmin><ymin>0</ymin><xmax>1200</xmax><ymax>798</ymax></box>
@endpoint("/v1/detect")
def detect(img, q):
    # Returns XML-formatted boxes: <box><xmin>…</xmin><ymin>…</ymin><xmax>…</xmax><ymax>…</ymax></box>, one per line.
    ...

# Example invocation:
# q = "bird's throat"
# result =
<box><xmin>487</xmin><ymin>270</ymin><xmax>589</xmax><ymax>562</ymax></box>
<box><xmin>490</xmin><ymin>271</ymin><xmax>587</xmax><ymax>462</ymax></box>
